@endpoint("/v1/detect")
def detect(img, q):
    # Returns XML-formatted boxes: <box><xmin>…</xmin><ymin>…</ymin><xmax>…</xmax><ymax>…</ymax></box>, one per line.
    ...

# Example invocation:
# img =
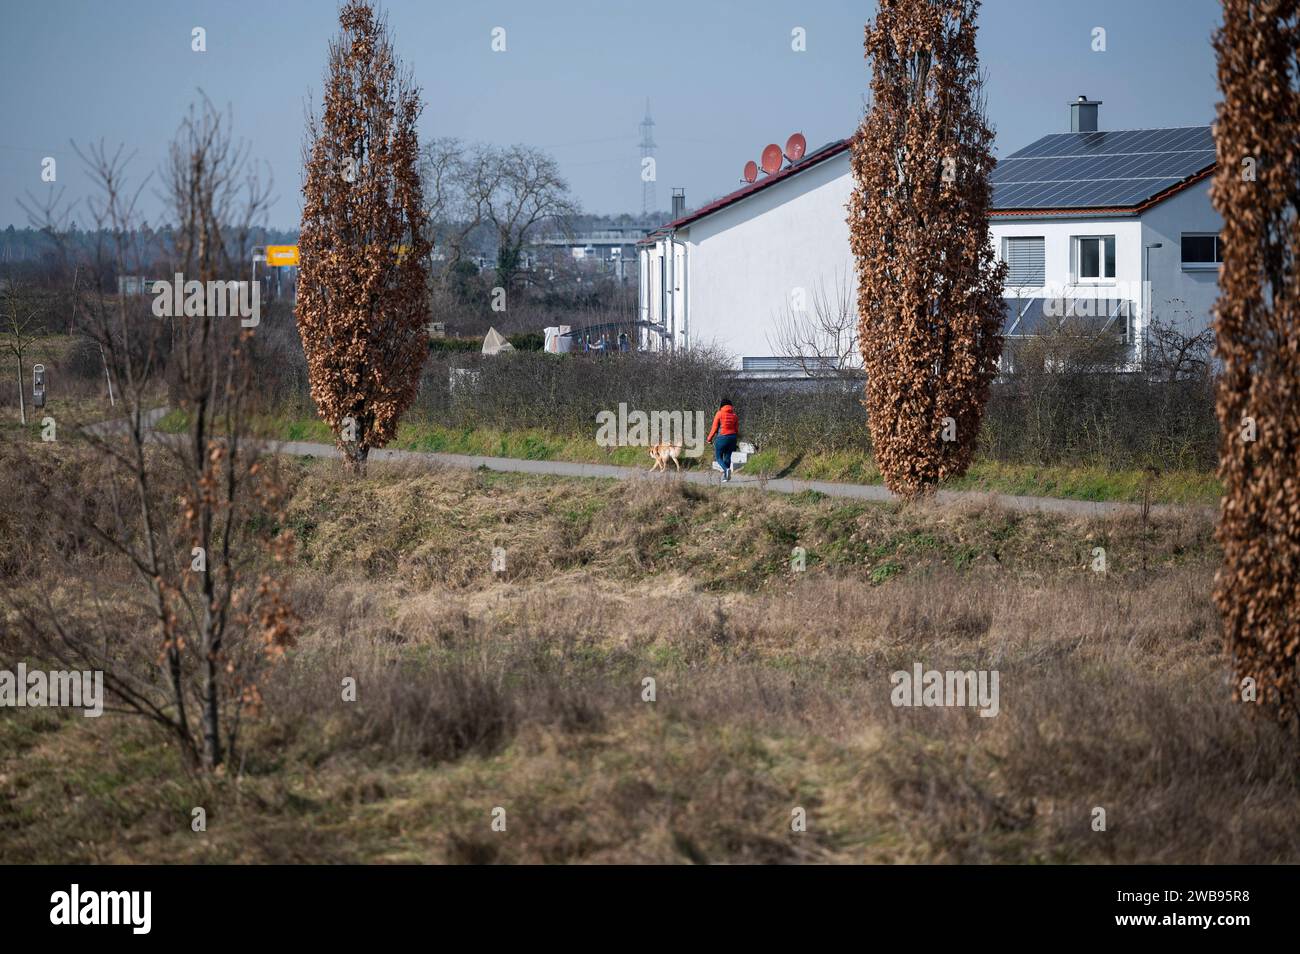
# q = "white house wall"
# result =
<box><xmin>638</xmin><ymin>245</ymin><xmax>666</xmax><ymax>344</ymax></box>
<box><xmin>1139</xmin><ymin>180</ymin><xmax>1222</xmax><ymax>337</ymax></box>
<box><xmin>683</xmin><ymin>151</ymin><xmax>855</xmax><ymax>368</ymax></box>
<box><xmin>989</xmin><ymin>215</ymin><xmax>1144</xmax><ymax>317</ymax></box>
<box><xmin>990</xmin><ymin>178</ymin><xmax>1220</xmax><ymax>344</ymax></box>
<box><xmin>638</xmin><ymin>240</ymin><xmax>684</xmax><ymax>348</ymax></box>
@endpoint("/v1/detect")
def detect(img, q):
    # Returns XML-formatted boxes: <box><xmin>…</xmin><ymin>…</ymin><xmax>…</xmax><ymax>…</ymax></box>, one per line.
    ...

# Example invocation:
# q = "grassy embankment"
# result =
<box><xmin>2</xmin><ymin>455</ymin><xmax>1294</xmax><ymax>863</ymax></box>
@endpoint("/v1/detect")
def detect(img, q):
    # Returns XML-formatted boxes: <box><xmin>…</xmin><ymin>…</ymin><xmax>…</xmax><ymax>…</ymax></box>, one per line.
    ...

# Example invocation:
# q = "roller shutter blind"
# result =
<box><xmin>1004</xmin><ymin>236</ymin><xmax>1045</xmax><ymax>286</ymax></box>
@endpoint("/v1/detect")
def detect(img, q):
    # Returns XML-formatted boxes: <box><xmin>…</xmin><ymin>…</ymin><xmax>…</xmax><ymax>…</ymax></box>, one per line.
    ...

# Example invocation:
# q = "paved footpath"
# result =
<box><xmin>93</xmin><ymin>408</ymin><xmax>1212</xmax><ymax>520</ymax></box>
<box><xmin>271</xmin><ymin>437</ymin><xmax>1215</xmax><ymax>521</ymax></box>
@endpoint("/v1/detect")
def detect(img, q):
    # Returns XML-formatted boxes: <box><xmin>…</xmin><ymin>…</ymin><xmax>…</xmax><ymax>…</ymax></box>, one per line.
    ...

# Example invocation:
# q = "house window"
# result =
<box><xmin>1003</xmin><ymin>236</ymin><xmax>1045</xmax><ymax>286</ymax></box>
<box><xmin>1074</xmin><ymin>235</ymin><xmax>1116</xmax><ymax>281</ymax></box>
<box><xmin>1181</xmin><ymin>233</ymin><xmax>1223</xmax><ymax>268</ymax></box>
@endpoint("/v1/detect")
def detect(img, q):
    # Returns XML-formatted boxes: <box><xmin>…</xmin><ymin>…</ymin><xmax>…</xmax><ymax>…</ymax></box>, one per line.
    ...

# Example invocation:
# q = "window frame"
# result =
<box><xmin>1180</xmin><ymin>232</ymin><xmax>1223</xmax><ymax>271</ymax></box>
<box><xmin>1072</xmin><ymin>234</ymin><xmax>1117</xmax><ymax>283</ymax></box>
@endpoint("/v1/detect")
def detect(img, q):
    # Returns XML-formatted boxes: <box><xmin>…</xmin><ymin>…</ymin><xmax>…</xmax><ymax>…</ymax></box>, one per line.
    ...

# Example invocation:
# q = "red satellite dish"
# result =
<box><xmin>743</xmin><ymin>160</ymin><xmax>758</xmax><ymax>184</ymax></box>
<box><xmin>784</xmin><ymin>132</ymin><xmax>807</xmax><ymax>163</ymax></box>
<box><xmin>760</xmin><ymin>143</ymin><xmax>783</xmax><ymax>175</ymax></box>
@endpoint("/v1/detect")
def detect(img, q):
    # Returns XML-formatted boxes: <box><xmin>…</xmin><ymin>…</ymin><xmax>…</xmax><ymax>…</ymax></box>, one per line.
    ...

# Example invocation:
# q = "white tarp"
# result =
<box><xmin>482</xmin><ymin>327</ymin><xmax>515</xmax><ymax>355</ymax></box>
<box><xmin>544</xmin><ymin>325</ymin><xmax>573</xmax><ymax>353</ymax></box>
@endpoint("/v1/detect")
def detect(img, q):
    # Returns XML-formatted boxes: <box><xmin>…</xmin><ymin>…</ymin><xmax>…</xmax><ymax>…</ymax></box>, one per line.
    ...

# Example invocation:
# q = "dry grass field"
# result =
<box><xmin>2</xmin><ymin>453</ymin><xmax>1298</xmax><ymax>864</ymax></box>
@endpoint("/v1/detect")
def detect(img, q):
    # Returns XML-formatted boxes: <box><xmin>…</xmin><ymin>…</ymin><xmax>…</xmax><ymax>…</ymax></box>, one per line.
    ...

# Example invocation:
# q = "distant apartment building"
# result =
<box><xmin>533</xmin><ymin>225</ymin><xmax>650</xmax><ymax>282</ymax></box>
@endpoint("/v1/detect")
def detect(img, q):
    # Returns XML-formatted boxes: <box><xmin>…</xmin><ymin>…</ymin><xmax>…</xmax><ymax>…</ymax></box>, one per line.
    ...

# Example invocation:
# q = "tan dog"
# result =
<box><xmin>648</xmin><ymin>441</ymin><xmax>682</xmax><ymax>471</ymax></box>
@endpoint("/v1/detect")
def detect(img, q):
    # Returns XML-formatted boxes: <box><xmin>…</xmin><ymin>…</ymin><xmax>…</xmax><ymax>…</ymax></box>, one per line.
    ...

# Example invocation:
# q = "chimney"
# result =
<box><xmin>671</xmin><ymin>187</ymin><xmax>685</xmax><ymax>219</ymax></box>
<box><xmin>1070</xmin><ymin>95</ymin><xmax>1102</xmax><ymax>133</ymax></box>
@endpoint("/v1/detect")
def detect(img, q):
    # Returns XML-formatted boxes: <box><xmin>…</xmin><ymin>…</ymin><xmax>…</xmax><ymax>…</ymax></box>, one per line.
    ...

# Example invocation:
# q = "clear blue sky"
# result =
<box><xmin>0</xmin><ymin>0</ymin><xmax>1224</xmax><ymax>229</ymax></box>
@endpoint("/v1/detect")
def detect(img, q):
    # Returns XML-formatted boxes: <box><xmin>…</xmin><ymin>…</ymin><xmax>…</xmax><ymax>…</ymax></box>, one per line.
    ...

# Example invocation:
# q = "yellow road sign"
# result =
<box><xmin>265</xmin><ymin>245</ymin><xmax>299</xmax><ymax>267</ymax></box>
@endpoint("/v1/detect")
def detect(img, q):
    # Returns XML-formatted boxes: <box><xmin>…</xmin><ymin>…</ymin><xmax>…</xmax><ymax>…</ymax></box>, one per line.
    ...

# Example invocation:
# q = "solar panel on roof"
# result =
<box><xmin>991</xmin><ymin>126</ymin><xmax>1214</xmax><ymax>211</ymax></box>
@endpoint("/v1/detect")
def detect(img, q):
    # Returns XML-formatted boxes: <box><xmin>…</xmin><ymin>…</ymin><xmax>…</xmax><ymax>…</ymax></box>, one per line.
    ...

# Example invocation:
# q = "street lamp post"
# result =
<box><xmin>1142</xmin><ymin>242</ymin><xmax>1163</xmax><ymax>366</ymax></box>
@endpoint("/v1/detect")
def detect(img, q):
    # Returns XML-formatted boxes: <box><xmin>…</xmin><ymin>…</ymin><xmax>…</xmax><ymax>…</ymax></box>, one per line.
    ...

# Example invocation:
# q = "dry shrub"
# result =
<box><xmin>252</xmin><ymin>581</ymin><xmax>611</xmax><ymax>770</ymax></box>
<box><xmin>350</xmin><ymin>654</ymin><xmax>516</xmax><ymax>763</ymax></box>
<box><xmin>412</xmin><ymin>347</ymin><xmax>732</xmax><ymax>436</ymax></box>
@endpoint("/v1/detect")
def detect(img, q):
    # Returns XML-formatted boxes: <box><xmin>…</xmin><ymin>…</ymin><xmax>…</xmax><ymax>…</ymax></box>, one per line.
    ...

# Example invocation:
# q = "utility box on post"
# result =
<box><xmin>32</xmin><ymin>364</ymin><xmax>46</xmax><ymax>408</ymax></box>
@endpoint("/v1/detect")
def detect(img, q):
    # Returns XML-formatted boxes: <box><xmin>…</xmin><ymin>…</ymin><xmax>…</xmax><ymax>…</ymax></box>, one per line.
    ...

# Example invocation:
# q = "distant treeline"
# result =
<box><xmin>0</xmin><ymin>225</ymin><xmax>301</xmax><ymax>267</ymax></box>
<box><xmin>0</xmin><ymin>213</ymin><xmax>663</xmax><ymax>268</ymax></box>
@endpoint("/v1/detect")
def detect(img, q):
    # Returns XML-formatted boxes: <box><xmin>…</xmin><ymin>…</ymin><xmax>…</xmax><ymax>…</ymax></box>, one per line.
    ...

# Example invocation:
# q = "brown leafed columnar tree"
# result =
<box><xmin>297</xmin><ymin>0</ymin><xmax>431</xmax><ymax>472</ymax></box>
<box><xmin>1211</xmin><ymin>0</ymin><xmax>1300</xmax><ymax>727</ymax></box>
<box><xmin>848</xmin><ymin>0</ymin><xmax>1006</xmax><ymax>498</ymax></box>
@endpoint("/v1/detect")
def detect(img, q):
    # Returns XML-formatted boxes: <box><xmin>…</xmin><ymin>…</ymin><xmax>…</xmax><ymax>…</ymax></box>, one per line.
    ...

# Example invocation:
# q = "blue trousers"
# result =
<box><xmin>714</xmin><ymin>433</ymin><xmax>737</xmax><ymax>473</ymax></box>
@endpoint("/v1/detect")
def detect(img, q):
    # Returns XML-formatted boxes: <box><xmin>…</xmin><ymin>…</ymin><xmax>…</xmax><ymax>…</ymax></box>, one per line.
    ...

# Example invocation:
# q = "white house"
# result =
<box><xmin>638</xmin><ymin>98</ymin><xmax>1220</xmax><ymax>373</ymax></box>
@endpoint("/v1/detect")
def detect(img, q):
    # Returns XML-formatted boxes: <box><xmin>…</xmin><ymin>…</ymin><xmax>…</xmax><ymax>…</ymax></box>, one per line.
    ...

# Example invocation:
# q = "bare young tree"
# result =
<box><xmin>1018</xmin><ymin>312</ymin><xmax>1129</xmax><ymax>374</ymax></box>
<box><xmin>1143</xmin><ymin>304</ymin><xmax>1215</xmax><ymax>382</ymax></box>
<box><xmin>768</xmin><ymin>271</ymin><xmax>862</xmax><ymax>378</ymax></box>
<box><xmin>5</xmin><ymin>98</ymin><xmax>297</xmax><ymax>773</ymax></box>
<box><xmin>2</xmin><ymin>281</ymin><xmax>41</xmax><ymax>425</ymax></box>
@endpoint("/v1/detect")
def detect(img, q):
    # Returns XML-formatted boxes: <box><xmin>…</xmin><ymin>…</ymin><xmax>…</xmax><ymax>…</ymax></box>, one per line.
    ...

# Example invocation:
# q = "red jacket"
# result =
<box><xmin>707</xmin><ymin>404</ymin><xmax>738</xmax><ymax>441</ymax></box>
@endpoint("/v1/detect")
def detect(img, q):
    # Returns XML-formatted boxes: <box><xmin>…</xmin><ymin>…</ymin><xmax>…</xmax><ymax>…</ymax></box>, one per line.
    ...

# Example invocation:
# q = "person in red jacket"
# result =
<box><xmin>706</xmin><ymin>397</ymin><xmax>739</xmax><ymax>482</ymax></box>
